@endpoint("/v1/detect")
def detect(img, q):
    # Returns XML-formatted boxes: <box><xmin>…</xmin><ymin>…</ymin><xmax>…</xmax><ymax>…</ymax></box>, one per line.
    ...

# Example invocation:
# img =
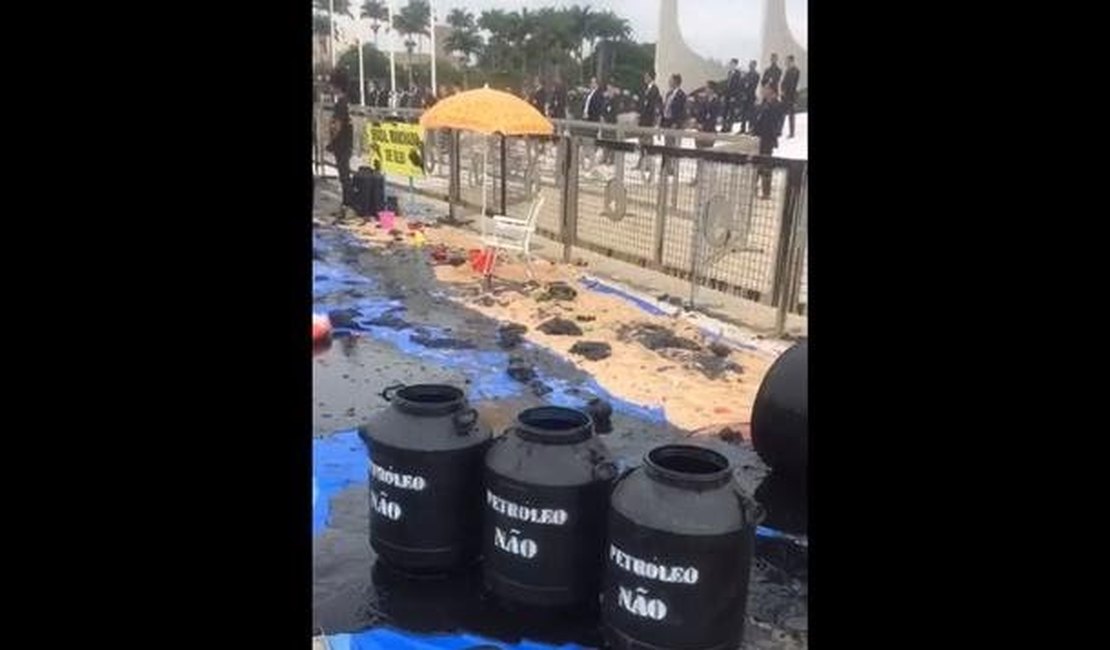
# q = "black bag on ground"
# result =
<box><xmin>351</xmin><ymin>166</ymin><xmax>386</xmax><ymax>217</ymax></box>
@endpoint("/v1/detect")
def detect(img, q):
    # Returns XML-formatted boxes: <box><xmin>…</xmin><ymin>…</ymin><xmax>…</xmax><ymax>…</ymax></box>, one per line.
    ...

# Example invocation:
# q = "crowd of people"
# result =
<box><xmin>319</xmin><ymin>53</ymin><xmax>802</xmax><ymax>209</ymax></box>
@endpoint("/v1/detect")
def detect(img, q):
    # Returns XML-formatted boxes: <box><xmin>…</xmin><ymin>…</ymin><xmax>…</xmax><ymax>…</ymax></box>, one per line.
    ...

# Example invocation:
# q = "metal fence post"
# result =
<box><xmin>771</xmin><ymin>163</ymin><xmax>805</xmax><ymax>336</ymax></box>
<box><xmin>560</xmin><ymin>135</ymin><xmax>579</xmax><ymax>263</ymax></box>
<box><xmin>499</xmin><ymin>134</ymin><xmax>507</xmax><ymax>216</ymax></box>
<box><xmin>653</xmin><ymin>154</ymin><xmax>669</xmax><ymax>266</ymax></box>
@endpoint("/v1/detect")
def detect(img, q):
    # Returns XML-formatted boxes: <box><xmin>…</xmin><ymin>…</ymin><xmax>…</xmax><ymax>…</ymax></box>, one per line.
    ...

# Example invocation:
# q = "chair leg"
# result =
<box><xmin>522</xmin><ymin>252</ymin><xmax>536</xmax><ymax>280</ymax></box>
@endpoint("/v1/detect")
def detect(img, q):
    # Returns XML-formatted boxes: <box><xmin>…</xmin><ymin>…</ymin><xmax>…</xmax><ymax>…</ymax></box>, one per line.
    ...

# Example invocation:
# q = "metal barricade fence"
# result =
<box><xmin>317</xmin><ymin>105</ymin><xmax>807</xmax><ymax>336</ymax></box>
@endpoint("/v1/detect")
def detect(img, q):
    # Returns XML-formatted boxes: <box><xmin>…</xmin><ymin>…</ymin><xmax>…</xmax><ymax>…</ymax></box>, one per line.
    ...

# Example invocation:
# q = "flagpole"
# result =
<box><xmin>429</xmin><ymin>0</ymin><xmax>438</xmax><ymax>96</ymax></box>
<box><xmin>328</xmin><ymin>0</ymin><xmax>336</xmax><ymax>68</ymax></box>
<box><xmin>357</xmin><ymin>27</ymin><xmax>366</xmax><ymax>105</ymax></box>
<box><xmin>388</xmin><ymin>0</ymin><xmax>398</xmax><ymax>108</ymax></box>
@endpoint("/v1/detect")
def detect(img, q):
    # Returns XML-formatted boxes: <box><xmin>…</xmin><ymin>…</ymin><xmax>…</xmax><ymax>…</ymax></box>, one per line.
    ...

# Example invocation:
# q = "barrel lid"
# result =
<box><xmin>513</xmin><ymin>406</ymin><xmax>594</xmax><ymax>444</ymax></box>
<box><xmin>644</xmin><ymin>444</ymin><xmax>733</xmax><ymax>488</ymax></box>
<box><xmin>386</xmin><ymin>384</ymin><xmax>466</xmax><ymax>416</ymax></box>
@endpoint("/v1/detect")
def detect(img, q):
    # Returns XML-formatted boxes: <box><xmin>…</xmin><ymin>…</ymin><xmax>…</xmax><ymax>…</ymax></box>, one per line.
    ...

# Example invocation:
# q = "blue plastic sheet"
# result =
<box><xmin>313</xmin><ymin>429</ymin><xmax>369</xmax><ymax>536</ymax></box>
<box><xmin>326</xmin><ymin>627</ymin><xmax>587</xmax><ymax>650</ymax></box>
<box><xmin>577</xmin><ymin>276</ymin><xmax>668</xmax><ymax>317</ymax></box>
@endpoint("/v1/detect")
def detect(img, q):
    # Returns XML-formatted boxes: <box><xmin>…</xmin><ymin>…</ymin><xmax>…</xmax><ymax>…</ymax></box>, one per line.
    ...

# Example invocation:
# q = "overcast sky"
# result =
<box><xmin>420</xmin><ymin>0</ymin><xmax>808</xmax><ymax>64</ymax></box>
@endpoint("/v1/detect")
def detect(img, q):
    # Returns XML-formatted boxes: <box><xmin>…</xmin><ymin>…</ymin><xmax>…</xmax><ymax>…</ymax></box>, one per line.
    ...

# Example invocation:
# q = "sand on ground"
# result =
<box><xmin>336</xmin><ymin>213</ymin><xmax>776</xmax><ymax>435</ymax></box>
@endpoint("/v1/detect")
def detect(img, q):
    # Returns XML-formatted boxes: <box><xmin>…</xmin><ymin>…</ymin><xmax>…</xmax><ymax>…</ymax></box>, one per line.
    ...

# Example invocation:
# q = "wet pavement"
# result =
<box><xmin>312</xmin><ymin>183</ymin><xmax>807</xmax><ymax>649</ymax></box>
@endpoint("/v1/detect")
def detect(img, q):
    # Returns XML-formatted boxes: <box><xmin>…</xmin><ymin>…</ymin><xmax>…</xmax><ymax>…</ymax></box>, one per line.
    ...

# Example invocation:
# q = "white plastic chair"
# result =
<box><xmin>482</xmin><ymin>195</ymin><xmax>546</xmax><ymax>279</ymax></box>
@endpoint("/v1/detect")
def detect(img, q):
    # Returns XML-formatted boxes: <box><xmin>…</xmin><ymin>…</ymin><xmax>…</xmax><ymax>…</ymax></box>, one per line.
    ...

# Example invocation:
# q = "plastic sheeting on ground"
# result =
<box><xmin>313</xmin><ymin>429</ymin><xmax>369</xmax><ymax>536</ymax></box>
<box><xmin>325</xmin><ymin>627</ymin><xmax>587</xmax><ymax>650</ymax></box>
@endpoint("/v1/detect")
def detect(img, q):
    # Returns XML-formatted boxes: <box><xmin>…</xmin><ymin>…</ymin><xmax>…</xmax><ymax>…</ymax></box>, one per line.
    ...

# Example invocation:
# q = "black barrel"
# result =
<box><xmin>603</xmin><ymin>445</ymin><xmax>762</xmax><ymax>650</ymax></box>
<box><xmin>751</xmin><ymin>341</ymin><xmax>808</xmax><ymax>478</ymax></box>
<box><xmin>363</xmin><ymin>383</ymin><xmax>492</xmax><ymax>573</ymax></box>
<box><xmin>483</xmin><ymin>406</ymin><xmax>617</xmax><ymax>609</ymax></box>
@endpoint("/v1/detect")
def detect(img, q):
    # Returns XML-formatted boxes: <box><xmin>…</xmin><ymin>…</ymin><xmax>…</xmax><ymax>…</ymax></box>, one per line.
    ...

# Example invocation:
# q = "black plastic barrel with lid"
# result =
<box><xmin>362</xmin><ymin>383</ymin><xmax>492</xmax><ymax>573</ymax></box>
<box><xmin>602</xmin><ymin>444</ymin><xmax>763</xmax><ymax>650</ymax></box>
<box><xmin>483</xmin><ymin>406</ymin><xmax>618</xmax><ymax>609</ymax></box>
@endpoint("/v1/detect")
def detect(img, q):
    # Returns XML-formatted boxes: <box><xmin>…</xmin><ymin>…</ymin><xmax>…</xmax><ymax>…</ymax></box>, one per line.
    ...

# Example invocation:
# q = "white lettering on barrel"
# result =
<box><xmin>371</xmin><ymin>462</ymin><xmax>427</xmax><ymax>491</ymax></box>
<box><xmin>617</xmin><ymin>586</ymin><xmax>668</xmax><ymax>621</ymax></box>
<box><xmin>486</xmin><ymin>490</ymin><xmax>568</xmax><ymax>526</ymax></box>
<box><xmin>493</xmin><ymin>526</ymin><xmax>538</xmax><ymax>558</ymax></box>
<box><xmin>370</xmin><ymin>490</ymin><xmax>402</xmax><ymax>520</ymax></box>
<box><xmin>609</xmin><ymin>544</ymin><xmax>699</xmax><ymax>584</ymax></box>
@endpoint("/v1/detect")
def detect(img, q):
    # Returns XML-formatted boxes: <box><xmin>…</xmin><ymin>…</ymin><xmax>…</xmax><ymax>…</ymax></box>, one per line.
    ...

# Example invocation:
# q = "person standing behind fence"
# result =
<box><xmin>549</xmin><ymin>78</ymin><xmax>568</xmax><ymax>119</ymax></box>
<box><xmin>582</xmin><ymin>77</ymin><xmax>605</xmax><ymax>122</ymax></box>
<box><xmin>752</xmin><ymin>84</ymin><xmax>787</xmax><ymax>200</ymax></box>
<box><xmin>635</xmin><ymin>71</ymin><xmax>662</xmax><ymax>171</ymax></box>
<box><xmin>780</xmin><ymin>55</ymin><xmax>801</xmax><ymax>138</ymax></box>
<box><xmin>326</xmin><ymin>69</ymin><xmax>354</xmax><ymax>217</ymax></box>
<box><xmin>723</xmin><ymin>59</ymin><xmax>743</xmax><ymax>132</ymax></box>
<box><xmin>762</xmin><ymin>53</ymin><xmax>782</xmax><ymax>93</ymax></box>
<box><xmin>740</xmin><ymin>61</ymin><xmax>760</xmax><ymax>133</ymax></box>
<box><xmin>690</xmin><ymin>83</ymin><xmax>721</xmax><ymax>185</ymax></box>
<box><xmin>661</xmin><ymin>73</ymin><xmax>687</xmax><ymax>176</ymax></box>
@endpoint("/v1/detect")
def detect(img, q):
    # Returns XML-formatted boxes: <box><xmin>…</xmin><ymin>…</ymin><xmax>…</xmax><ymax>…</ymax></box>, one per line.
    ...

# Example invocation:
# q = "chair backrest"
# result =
<box><xmin>523</xmin><ymin>195</ymin><xmax>545</xmax><ymax>230</ymax></box>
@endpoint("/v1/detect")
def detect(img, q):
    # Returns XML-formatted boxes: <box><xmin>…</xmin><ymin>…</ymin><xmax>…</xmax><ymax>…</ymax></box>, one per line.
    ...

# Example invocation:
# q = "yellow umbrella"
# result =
<box><xmin>419</xmin><ymin>86</ymin><xmax>553</xmax><ymax>218</ymax></box>
<box><xmin>419</xmin><ymin>86</ymin><xmax>553</xmax><ymax>136</ymax></box>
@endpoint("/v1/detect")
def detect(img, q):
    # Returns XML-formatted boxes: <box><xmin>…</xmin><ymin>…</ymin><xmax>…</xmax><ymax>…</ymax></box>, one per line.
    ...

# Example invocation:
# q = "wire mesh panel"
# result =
<box><xmin>686</xmin><ymin>161</ymin><xmax>788</xmax><ymax>301</ymax></box>
<box><xmin>458</xmin><ymin>131</ymin><xmax>501</xmax><ymax>213</ymax></box>
<box><xmin>502</xmin><ymin>135</ymin><xmax>563</xmax><ymax>239</ymax></box>
<box><xmin>573</xmin><ymin>134</ymin><xmax>658</xmax><ymax>264</ymax></box>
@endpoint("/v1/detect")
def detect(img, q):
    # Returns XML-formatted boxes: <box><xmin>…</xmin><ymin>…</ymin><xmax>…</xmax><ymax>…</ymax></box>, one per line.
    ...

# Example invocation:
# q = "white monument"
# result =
<box><xmin>762</xmin><ymin>0</ymin><xmax>807</xmax><ymax>91</ymax></box>
<box><xmin>654</xmin><ymin>0</ymin><xmax>726</xmax><ymax>91</ymax></box>
<box><xmin>655</xmin><ymin>0</ymin><xmax>808</xmax><ymax>92</ymax></box>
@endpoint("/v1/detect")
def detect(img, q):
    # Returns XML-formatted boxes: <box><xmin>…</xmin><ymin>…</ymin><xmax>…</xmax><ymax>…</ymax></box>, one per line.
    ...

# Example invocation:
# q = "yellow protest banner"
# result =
<box><xmin>363</xmin><ymin>121</ymin><xmax>425</xmax><ymax>178</ymax></box>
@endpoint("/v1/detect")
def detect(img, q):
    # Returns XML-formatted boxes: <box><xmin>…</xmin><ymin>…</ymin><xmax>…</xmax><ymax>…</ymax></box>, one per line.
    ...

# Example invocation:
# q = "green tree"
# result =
<box><xmin>393</xmin><ymin>0</ymin><xmax>430</xmax><ymax>86</ymax></box>
<box><xmin>360</xmin><ymin>0</ymin><xmax>388</xmax><ymax>50</ymax></box>
<box><xmin>444</xmin><ymin>9</ymin><xmax>483</xmax><ymax>87</ymax></box>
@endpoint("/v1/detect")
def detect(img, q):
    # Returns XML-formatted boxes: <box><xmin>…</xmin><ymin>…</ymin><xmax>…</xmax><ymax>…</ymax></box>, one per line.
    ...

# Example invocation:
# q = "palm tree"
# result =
<box><xmin>361</xmin><ymin>0</ymin><xmax>388</xmax><ymax>49</ymax></box>
<box><xmin>313</xmin><ymin>0</ymin><xmax>352</xmax><ymax>67</ymax></box>
<box><xmin>445</xmin><ymin>9</ymin><xmax>482</xmax><ymax>87</ymax></box>
<box><xmin>393</xmin><ymin>0</ymin><xmax>430</xmax><ymax>87</ymax></box>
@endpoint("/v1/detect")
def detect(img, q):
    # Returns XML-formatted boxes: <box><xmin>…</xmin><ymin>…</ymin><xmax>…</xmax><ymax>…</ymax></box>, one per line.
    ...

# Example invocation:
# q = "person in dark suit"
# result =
<box><xmin>780</xmin><ymin>55</ymin><xmax>801</xmax><ymax>138</ymax></box>
<box><xmin>690</xmin><ymin>83</ymin><xmax>722</xmax><ymax>184</ymax></box>
<box><xmin>635</xmin><ymin>71</ymin><xmax>663</xmax><ymax>171</ymax></box>
<box><xmin>752</xmin><ymin>84</ymin><xmax>787</xmax><ymax>199</ymax></box>
<box><xmin>529</xmin><ymin>77</ymin><xmax>547</xmax><ymax>115</ymax></box>
<box><xmin>660</xmin><ymin>73</ymin><xmax>687</xmax><ymax>129</ymax></box>
<box><xmin>326</xmin><ymin>69</ymin><xmax>355</xmax><ymax>216</ymax></box>
<box><xmin>582</xmin><ymin>76</ymin><xmax>606</xmax><ymax>122</ymax></box>
<box><xmin>548</xmin><ymin>78</ymin><xmax>568</xmax><ymax>119</ymax></box>
<box><xmin>761</xmin><ymin>53</ymin><xmax>782</xmax><ymax>93</ymax></box>
<box><xmin>723</xmin><ymin>58</ymin><xmax>743</xmax><ymax>132</ymax></box>
<box><xmin>660</xmin><ymin>73</ymin><xmax>687</xmax><ymax>176</ymax></box>
<box><xmin>740</xmin><ymin>60</ymin><xmax>760</xmax><ymax>133</ymax></box>
<box><xmin>638</xmin><ymin>71</ymin><xmax>662</xmax><ymax>127</ymax></box>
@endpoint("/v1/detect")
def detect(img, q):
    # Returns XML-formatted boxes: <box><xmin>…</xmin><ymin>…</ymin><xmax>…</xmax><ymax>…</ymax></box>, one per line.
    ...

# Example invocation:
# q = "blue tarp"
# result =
<box><xmin>326</xmin><ymin>627</ymin><xmax>586</xmax><ymax>650</ymax></box>
<box><xmin>313</xmin><ymin>429</ymin><xmax>369</xmax><ymax>536</ymax></box>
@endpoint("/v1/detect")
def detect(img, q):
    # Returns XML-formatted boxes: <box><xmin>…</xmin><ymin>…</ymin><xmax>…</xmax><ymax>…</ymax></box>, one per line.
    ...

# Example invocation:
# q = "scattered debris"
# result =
<box><xmin>327</xmin><ymin>308</ymin><xmax>361</xmax><ymax>330</ymax></box>
<box><xmin>535</xmin><ymin>281</ymin><xmax>578</xmax><ymax>302</ymax></box>
<box><xmin>538</xmin><ymin>317</ymin><xmax>583</xmax><ymax>336</ymax></box>
<box><xmin>620</xmin><ymin>323</ymin><xmax>702</xmax><ymax>351</ymax></box>
<box><xmin>718</xmin><ymin>426</ymin><xmax>745</xmax><ymax>444</ymax></box>
<box><xmin>506</xmin><ymin>356</ymin><xmax>536</xmax><ymax>383</ymax></box>
<box><xmin>361</xmin><ymin>310</ymin><xmax>411</xmax><ymax>330</ymax></box>
<box><xmin>575</xmin><ymin>314</ymin><xmax>597</xmax><ymax>322</ymax></box>
<box><xmin>497</xmin><ymin>323</ymin><xmax>528</xmax><ymax>349</ymax></box>
<box><xmin>529</xmin><ymin>379</ymin><xmax>553</xmax><ymax>396</ymax></box>
<box><xmin>709</xmin><ymin>341</ymin><xmax>732</xmax><ymax>357</ymax></box>
<box><xmin>569</xmin><ymin>341</ymin><xmax>612</xmax><ymax>361</ymax></box>
<box><xmin>409</xmin><ymin>329</ymin><xmax>476</xmax><ymax>349</ymax></box>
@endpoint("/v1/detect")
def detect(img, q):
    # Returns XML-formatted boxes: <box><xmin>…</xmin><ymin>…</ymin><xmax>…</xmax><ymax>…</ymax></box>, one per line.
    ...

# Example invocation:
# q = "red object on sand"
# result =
<box><xmin>312</xmin><ymin>314</ymin><xmax>332</xmax><ymax>343</ymax></box>
<box><xmin>469</xmin><ymin>248</ymin><xmax>496</xmax><ymax>275</ymax></box>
